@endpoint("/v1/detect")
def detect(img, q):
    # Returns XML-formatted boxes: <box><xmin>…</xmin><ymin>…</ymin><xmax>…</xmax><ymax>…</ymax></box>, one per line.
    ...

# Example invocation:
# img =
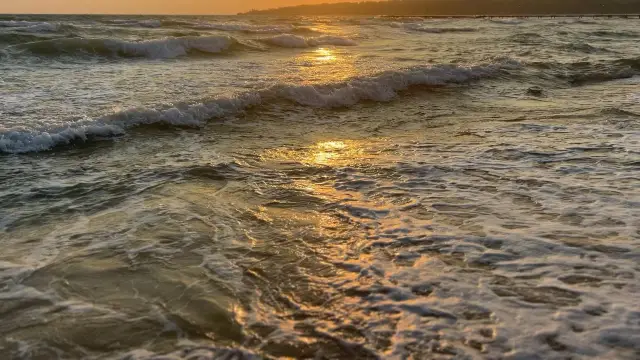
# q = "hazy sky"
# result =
<box><xmin>0</xmin><ymin>0</ymin><xmax>359</xmax><ymax>15</ymax></box>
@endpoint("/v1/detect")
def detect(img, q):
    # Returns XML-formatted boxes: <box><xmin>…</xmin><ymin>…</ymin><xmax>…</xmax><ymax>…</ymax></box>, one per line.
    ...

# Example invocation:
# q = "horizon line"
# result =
<box><xmin>3</xmin><ymin>12</ymin><xmax>640</xmax><ymax>16</ymax></box>
<box><xmin>0</xmin><ymin>12</ymin><xmax>237</xmax><ymax>16</ymax></box>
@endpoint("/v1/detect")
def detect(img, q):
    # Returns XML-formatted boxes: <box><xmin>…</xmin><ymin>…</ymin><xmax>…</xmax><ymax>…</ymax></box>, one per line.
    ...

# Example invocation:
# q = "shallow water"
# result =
<box><xmin>0</xmin><ymin>14</ymin><xmax>639</xmax><ymax>360</ymax></box>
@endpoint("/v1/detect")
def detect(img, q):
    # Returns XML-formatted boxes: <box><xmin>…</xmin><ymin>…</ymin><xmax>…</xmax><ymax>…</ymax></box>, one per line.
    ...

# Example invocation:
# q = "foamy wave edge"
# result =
<box><xmin>9</xmin><ymin>35</ymin><xmax>243</xmax><ymax>59</ymax></box>
<box><xmin>8</xmin><ymin>34</ymin><xmax>357</xmax><ymax>59</ymax></box>
<box><xmin>115</xmin><ymin>345</ymin><xmax>260</xmax><ymax>360</ymax></box>
<box><xmin>0</xmin><ymin>20</ymin><xmax>59</xmax><ymax>33</ymax></box>
<box><xmin>0</xmin><ymin>60</ymin><xmax>519</xmax><ymax>154</ymax></box>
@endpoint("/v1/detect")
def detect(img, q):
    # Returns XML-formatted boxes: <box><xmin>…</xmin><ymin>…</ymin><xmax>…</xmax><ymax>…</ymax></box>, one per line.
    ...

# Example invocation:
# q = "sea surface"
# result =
<box><xmin>0</xmin><ymin>14</ymin><xmax>639</xmax><ymax>360</ymax></box>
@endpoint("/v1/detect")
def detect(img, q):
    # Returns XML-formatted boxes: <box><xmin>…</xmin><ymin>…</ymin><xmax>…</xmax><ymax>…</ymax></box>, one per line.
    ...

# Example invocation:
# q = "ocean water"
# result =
<box><xmin>0</xmin><ymin>14</ymin><xmax>639</xmax><ymax>359</ymax></box>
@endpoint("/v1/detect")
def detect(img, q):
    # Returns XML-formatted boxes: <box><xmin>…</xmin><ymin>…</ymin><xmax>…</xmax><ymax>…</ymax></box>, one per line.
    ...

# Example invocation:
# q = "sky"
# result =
<box><xmin>0</xmin><ymin>0</ymin><xmax>360</xmax><ymax>15</ymax></box>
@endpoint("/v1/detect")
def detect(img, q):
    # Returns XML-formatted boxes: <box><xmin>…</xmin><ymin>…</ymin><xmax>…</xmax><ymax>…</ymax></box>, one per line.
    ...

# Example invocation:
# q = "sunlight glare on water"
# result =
<box><xmin>0</xmin><ymin>13</ymin><xmax>639</xmax><ymax>360</ymax></box>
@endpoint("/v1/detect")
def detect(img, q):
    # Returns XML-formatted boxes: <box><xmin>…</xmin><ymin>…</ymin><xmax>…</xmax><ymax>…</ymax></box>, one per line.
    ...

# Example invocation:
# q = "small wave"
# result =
<box><xmin>490</xmin><ymin>18</ymin><xmax>523</xmax><ymax>25</ymax></box>
<box><xmin>159</xmin><ymin>19</ymin><xmax>198</xmax><ymax>27</ymax></box>
<box><xmin>0</xmin><ymin>21</ymin><xmax>58</xmax><ymax>33</ymax></box>
<box><xmin>108</xmin><ymin>19</ymin><xmax>320</xmax><ymax>35</ymax></box>
<box><xmin>0</xmin><ymin>20</ymin><xmax>50</xmax><ymax>28</ymax></box>
<box><xmin>103</xmin><ymin>19</ymin><xmax>162</xmax><ymax>28</ymax></box>
<box><xmin>376</xmin><ymin>16</ymin><xmax>429</xmax><ymax>23</ymax></box>
<box><xmin>615</xmin><ymin>57</ymin><xmax>640</xmax><ymax>69</ymax></box>
<box><xmin>8</xmin><ymin>35</ymin><xmax>242</xmax><ymax>59</ymax></box>
<box><xmin>0</xmin><ymin>59</ymin><xmax>518</xmax><ymax>153</ymax></box>
<box><xmin>0</xmin><ymin>32</ymin><xmax>58</xmax><ymax>45</ymax></box>
<box><xmin>189</xmin><ymin>22</ymin><xmax>319</xmax><ymax>34</ymax></box>
<box><xmin>561</xmin><ymin>42</ymin><xmax>613</xmax><ymax>54</ymax></box>
<box><xmin>403</xmin><ymin>24</ymin><xmax>477</xmax><ymax>33</ymax></box>
<box><xmin>13</xmin><ymin>23</ymin><xmax>57</xmax><ymax>33</ymax></box>
<box><xmin>532</xmin><ymin>57</ymin><xmax>640</xmax><ymax>86</ymax></box>
<box><xmin>562</xmin><ymin>19</ymin><xmax>599</xmax><ymax>25</ymax></box>
<box><xmin>587</xmin><ymin>30</ymin><xmax>639</xmax><ymax>38</ymax></box>
<box><xmin>260</xmin><ymin>34</ymin><xmax>357</xmax><ymax>48</ymax></box>
<box><xmin>508</xmin><ymin>32</ymin><xmax>543</xmax><ymax>44</ymax></box>
<box><xmin>601</xmin><ymin>107</ymin><xmax>640</xmax><ymax>117</ymax></box>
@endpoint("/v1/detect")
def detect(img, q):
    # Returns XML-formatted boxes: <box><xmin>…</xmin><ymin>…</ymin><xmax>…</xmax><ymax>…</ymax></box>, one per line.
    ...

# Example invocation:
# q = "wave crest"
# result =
<box><xmin>402</xmin><ymin>24</ymin><xmax>477</xmax><ymax>33</ymax></box>
<box><xmin>9</xmin><ymin>35</ymin><xmax>242</xmax><ymax>59</ymax></box>
<box><xmin>530</xmin><ymin>57</ymin><xmax>640</xmax><ymax>85</ymax></box>
<box><xmin>0</xmin><ymin>60</ymin><xmax>517</xmax><ymax>153</ymax></box>
<box><xmin>103</xmin><ymin>19</ymin><xmax>162</xmax><ymax>28</ymax></box>
<box><xmin>490</xmin><ymin>18</ymin><xmax>523</xmax><ymax>25</ymax></box>
<box><xmin>0</xmin><ymin>20</ymin><xmax>51</xmax><ymax>28</ymax></box>
<box><xmin>0</xmin><ymin>20</ymin><xmax>58</xmax><ymax>33</ymax></box>
<box><xmin>6</xmin><ymin>34</ymin><xmax>355</xmax><ymax>58</ymax></box>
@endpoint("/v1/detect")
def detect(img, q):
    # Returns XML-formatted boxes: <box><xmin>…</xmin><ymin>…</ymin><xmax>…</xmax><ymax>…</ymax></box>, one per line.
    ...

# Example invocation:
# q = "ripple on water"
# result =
<box><xmin>1</xmin><ymin>36</ymin><xmax>640</xmax><ymax>358</ymax></box>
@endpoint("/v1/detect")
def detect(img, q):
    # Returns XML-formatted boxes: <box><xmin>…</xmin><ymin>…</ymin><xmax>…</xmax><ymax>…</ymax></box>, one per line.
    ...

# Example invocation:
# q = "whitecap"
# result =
<box><xmin>0</xmin><ymin>59</ymin><xmax>519</xmax><ymax>153</ymax></box>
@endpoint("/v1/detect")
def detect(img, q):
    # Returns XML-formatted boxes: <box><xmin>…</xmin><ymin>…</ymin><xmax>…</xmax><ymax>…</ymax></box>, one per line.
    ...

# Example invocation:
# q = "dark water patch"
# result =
<box><xmin>0</xmin><ymin>32</ymin><xmax>62</xmax><ymax>45</ymax></box>
<box><xmin>601</xmin><ymin>107</ymin><xmax>640</xmax><ymax>117</ymax></box>
<box><xmin>587</xmin><ymin>30</ymin><xmax>640</xmax><ymax>38</ymax></box>
<box><xmin>508</xmin><ymin>32</ymin><xmax>543</xmax><ymax>44</ymax></box>
<box><xmin>530</xmin><ymin>57</ymin><xmax>640</xmax><ymax>86</ymax></box>
<box><xmin>559</xmin><ymin>41</ymin><xmax>614</xmax><ymax>54</ymax></box>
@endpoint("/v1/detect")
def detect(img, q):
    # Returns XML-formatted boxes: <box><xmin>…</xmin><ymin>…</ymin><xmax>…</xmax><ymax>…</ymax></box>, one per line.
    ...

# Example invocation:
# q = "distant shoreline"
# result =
<box><xmin>377</xmin><ymin>14</ymin><xmax>640</xmax><ymax>18</ymax></box>
<box><xmin>240</xmin><ymin>0</ymin><xmax>640</xmax><ymax>16</ymax></box>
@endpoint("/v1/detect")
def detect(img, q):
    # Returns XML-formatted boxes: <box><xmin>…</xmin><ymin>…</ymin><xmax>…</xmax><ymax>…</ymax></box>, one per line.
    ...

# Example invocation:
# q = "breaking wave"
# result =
<box><xmin>7</xmin><ymin>35</ymin><xmax>244</xmax><ymax>59</ymax></box>
<box><xmin>5</xmin><ymin>34</ymin><xmax>356</xmax><ymax>59</ymax></box>
<box><xmin>0</xmin><ymin>60</ymin><xmax>518</xmax><ymax>153</ymax></box>
<box><xmin>4</xmin><ymin>54</ymin><xmax>638</xmax><ymax>154</ymax></box>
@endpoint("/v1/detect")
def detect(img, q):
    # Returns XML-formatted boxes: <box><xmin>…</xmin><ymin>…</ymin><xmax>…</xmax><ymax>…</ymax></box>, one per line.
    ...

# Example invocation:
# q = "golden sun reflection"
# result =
<box><xmin>262</xmin><ymin>140</ymin><xmax>367</xmax><ymax>167</ymax></box>
<box><xmin>314</xmin><ymin>48</ymin><xmax>337</xmax><ymax>62</ymax></box>
<box><xmin>312</xmin><ymin>140</ymin><xmax>348</xmax><ymax>164</ymax></box>
<box><xmin>290</xmin><ymin>45</ymin><xmax>358</xmax><ymax>83</ymax></box>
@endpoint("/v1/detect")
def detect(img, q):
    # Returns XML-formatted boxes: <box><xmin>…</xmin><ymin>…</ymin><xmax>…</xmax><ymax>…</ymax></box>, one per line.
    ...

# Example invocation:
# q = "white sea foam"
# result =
<box><xmin>0</xmin><ymin>20</ymin><xmax>50</xmax><ymax>27</ymax></box>
<box><xmin>12</xmin><ymin>35</ymin><xmax>240</xmax><ymax>59</ymax></box>
<box><xmin>109</xmin><ymin>35</ymin><xmax>239</xmax><ymax>58</ymax></box>
<box><xmin>304</xmin><ymin>126</ymin><xmax>640</xmax><ymax>359</ymax></box>
<box><xmin>0</xmin><ymin>60</ymin><xmax>517</xmax><ymax>153</ymax></box>
<box><xmin>0</xmin><ymin>21</ymin><xmax>58</xmax><ymax>33</ymax></box>
<box><xmin>116</xmin><ymin>346</ymin><xmax>260</xmax><ymax>360</ymax></box>
<box><xmin>106</xmin><ymin>19</ymin><xmax>162</xmax><ymax>28</ymax></box>
<box><xmin>9</xmin><ymin>34</ymin><xmax>354</xmax><ymax>58</ymax></box>
<box><xmin>15</xmin><ymin>23</ymin><xmax>58</xmax><ymax>33</ymax></box>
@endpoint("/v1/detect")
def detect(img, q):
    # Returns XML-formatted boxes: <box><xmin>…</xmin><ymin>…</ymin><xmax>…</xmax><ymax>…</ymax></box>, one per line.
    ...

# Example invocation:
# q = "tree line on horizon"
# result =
<box><xmin>242</xmin><ymin>0</ymin><xmax>640</xmax><ymax>16</ymax></box>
